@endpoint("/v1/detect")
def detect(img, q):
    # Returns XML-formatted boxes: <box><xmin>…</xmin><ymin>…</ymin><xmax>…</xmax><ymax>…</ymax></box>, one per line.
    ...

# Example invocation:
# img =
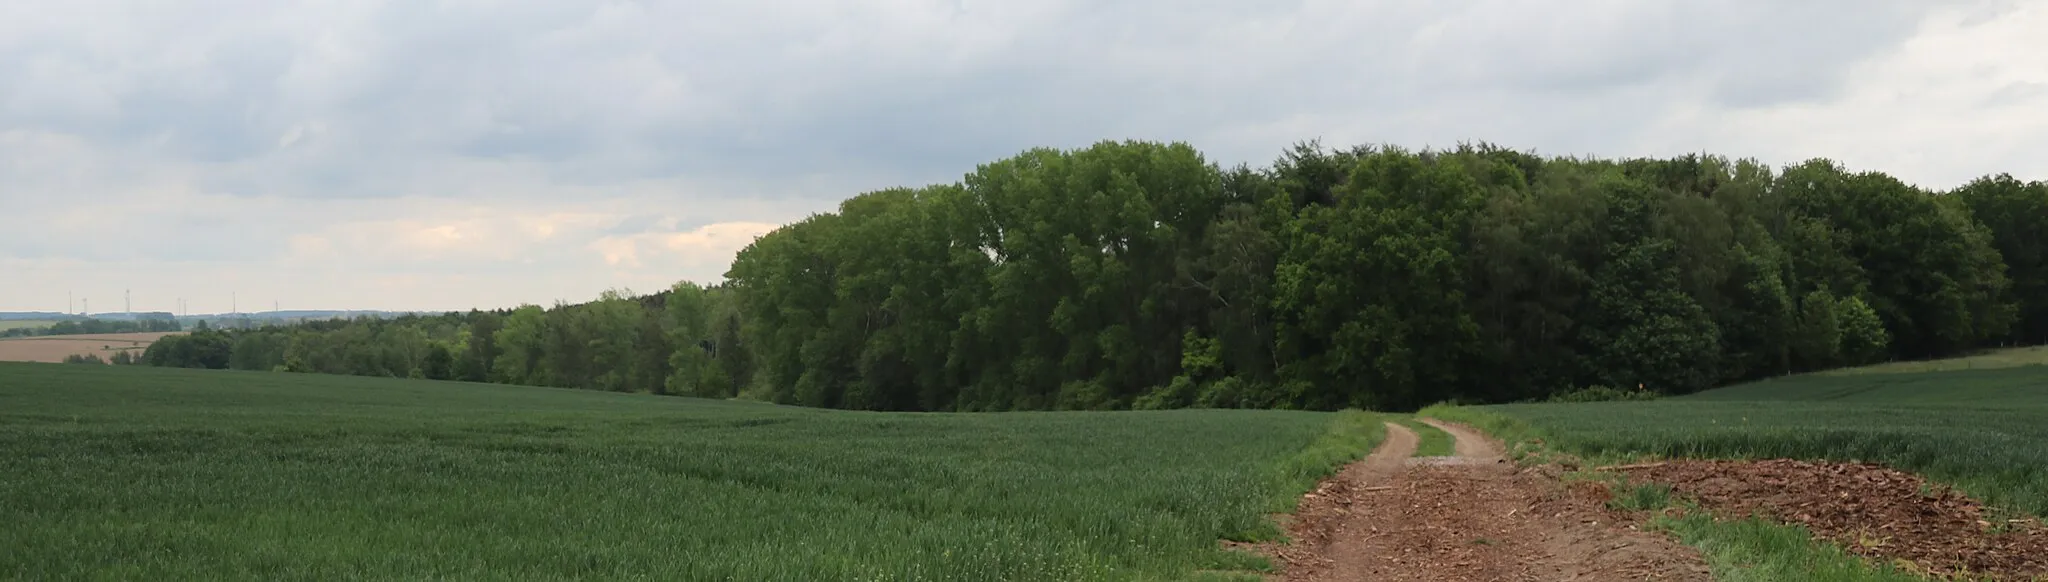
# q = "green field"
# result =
<box><xmin>1817</xmin><ymin>345</ymin><xmax>2048</xmax><ymax>376</ymax></box>
<box><xmin>0</xmin><ymin>363</ymin><xmax>1381</xmax><ymax>581</ymax></box>
<box><xmin>1430</xmin><ymin>365</ymin><xmax>2048</xmax><ymax>517</ymax></box>
<box><xmin>0</xmin><ymin>320</ymin><xmax>55</xmax><ymax>332</ymax></box>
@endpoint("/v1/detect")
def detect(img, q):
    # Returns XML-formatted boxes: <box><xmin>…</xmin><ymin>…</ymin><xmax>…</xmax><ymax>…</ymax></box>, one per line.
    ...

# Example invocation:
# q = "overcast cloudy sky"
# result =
<box><xmin>5</xmin><ymin>0</ymin><xmax>2044</xmax><ymax>314</ymax></box>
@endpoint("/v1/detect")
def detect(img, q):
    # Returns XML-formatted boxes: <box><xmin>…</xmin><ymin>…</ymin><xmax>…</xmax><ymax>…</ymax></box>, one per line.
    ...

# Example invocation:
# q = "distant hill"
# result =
<box><xmin>174</xmin><ymin>310</ymin><xmax>446</xmax><ymax>329</ymax></box>
<box><xmin>0</xmin><ymin>310</ymin><xmax>438</xmax><ymax>324</ymax></box>
<box><xmin>0</xmin><ymin>312</ymin><xmax>75</xmax><ymax>321</ymax></box>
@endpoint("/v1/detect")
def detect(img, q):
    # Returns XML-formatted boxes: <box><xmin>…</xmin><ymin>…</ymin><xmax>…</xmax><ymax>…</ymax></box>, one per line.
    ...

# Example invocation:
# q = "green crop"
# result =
<box><xmin>0</xmin><ymin>363</ymin><xmax>1378</xmax><ymax>581</ymax></box>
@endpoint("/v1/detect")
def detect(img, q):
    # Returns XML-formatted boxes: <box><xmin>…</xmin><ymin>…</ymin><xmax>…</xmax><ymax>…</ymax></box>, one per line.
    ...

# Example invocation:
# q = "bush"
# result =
<box><xmin>1195</xmin><ymin>377</ymin><xmax>1254</xmax><ymax>409</ymax></box>
<box><xmin>1133</xmin><ymin>376</ymin><xmax>1198</xmax><ymax>410</ymax></box>
<box><xmin>1547</xmin><ymin>385</ymin><xmax>1660</xmax><ymax>403</ymax></box>
<box><xmin>1054</xmin><ymin>379</ymin><xmax>1117</xmax><ymax>410</ymax></box>
<box><xmin>62</xmin><ymin>353</ymin><xmax>107</xmax><ymax>365</ymax></box>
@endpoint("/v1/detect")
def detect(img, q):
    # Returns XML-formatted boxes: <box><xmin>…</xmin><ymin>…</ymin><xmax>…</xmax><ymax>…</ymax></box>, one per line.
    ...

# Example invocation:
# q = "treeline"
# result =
<box><xmin>142</xmin><ymin>290</ymin><xmax>753</xmax><ymax>398</ymax></box>
<box><xmin>64</xmin><ymin>351</ymin><xmax>143</xmax><ymax>365</ymax></box>
<box><xmin>2</xmin><ymin>317</ymin><xmax>181</xmax><ymax>338</ymax></box>
<box><xmin>149</xmin><ymin>141</ymin><xmax>2048</xmax><ymax>412</ymax></box>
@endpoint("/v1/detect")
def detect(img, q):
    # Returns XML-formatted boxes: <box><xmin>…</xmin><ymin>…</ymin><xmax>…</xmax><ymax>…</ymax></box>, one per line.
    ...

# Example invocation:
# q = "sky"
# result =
<box><xmin>4</xmin><ymin>0</ymin><xmax>2045</xmax><ymax>314</ymax></box>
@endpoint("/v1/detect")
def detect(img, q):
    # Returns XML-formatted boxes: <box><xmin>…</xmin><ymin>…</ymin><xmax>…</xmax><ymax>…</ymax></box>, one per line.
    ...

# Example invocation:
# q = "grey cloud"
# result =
<box><xmin>1403</xmin><ymin>1</ymin><xmax>1934</xmax><ymax>109</ymax></box>
<box><xmin>1983</xmin><ymin>82</ymin><xmax>2048</xmax><ymax>108</ymax></box>
<box><xmin>2</xmin><ymin>0</ymin><xmax>2038</xmax><ymax>310</ymax></box>
<box><xmin>4</xmin><ymin>1</ymin><xmax>1941</xmax><ymax>198</ymax></box>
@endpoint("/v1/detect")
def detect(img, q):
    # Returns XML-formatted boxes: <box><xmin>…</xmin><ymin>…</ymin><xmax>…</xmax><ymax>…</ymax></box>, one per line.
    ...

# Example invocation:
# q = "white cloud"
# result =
<box><xmin>1684</xmin><ymin>1</ymin><xmax>2048</xmax><ymax>188</ymax></box>
<box><xmin>589</xmin><ymin>221</ymin><xmax>780</xmax><ymax>269</ymax></box>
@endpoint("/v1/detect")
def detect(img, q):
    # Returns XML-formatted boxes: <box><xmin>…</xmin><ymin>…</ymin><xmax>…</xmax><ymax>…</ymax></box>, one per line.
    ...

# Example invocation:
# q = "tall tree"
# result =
<box><xmin>1951</xmin><ymin>174</ymin><xmax>2048</xmax><ymax>344</ymax></box>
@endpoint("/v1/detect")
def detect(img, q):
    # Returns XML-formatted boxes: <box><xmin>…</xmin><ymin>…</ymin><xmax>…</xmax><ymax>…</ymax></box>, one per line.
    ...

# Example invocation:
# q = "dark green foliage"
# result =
<box><xmin>1951</xmin><ymin>174</ymin><xmax>2048</xmax><ymax>344</ymax></box>
<box><xmin>158</xmin><ymin>140</ymin><xmax>2041</xmax><ymax>412</ymax></box>
<box><xmin>1776</xmin><ymin>160</ymin><xmax>2013</xmax><ymax>358</ymax></box>
<box><xmin>1272</xmin><ymin>148</ymin><xmax>1484</xmax><ymax>410</ymax></box>
<box><xmin>60</xmin><ymin>353</ymin><xmax>106</xmax><ymax>365</ymax></box>
<box><xmin>457</xmin><ymin>311</ymin><xmax>501</xmax><ymax>382</ymax></box>
<box><xmin>1546</xmin><ymin>385</ymin><xmax>1660</xmax><ymax>403</ymax></box>
<box><xmin>0</xmin><ymin>362</ymin><xmax>1375</xmax><ymax>581</ymax></box>
<box><xmin>143</xmin><ymin>329</ymin><xmax>232</xmax><ymax>369</ymax></box>
<box><xmin>419</xmin><ymin>342</ymin><xmax>454</xmax><ymax>380</ymax></box>
<box><xmin>1580</xmin><ymin>180</ymin><xmax>1722</xmax><ymax>393</ymax></box>
<box><xmin>1835</xmin><ymin>296</ymin><xmax>1889</xmax><ymax>366</ymax></box>
<box><xmin>1793</xmin><ymin>290</ymin><xmax>1843</xmax><ymax>369</ymax></box>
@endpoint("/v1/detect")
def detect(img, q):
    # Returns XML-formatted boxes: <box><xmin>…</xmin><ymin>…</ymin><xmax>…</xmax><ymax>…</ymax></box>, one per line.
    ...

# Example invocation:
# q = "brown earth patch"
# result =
<box><xmin>1270</xmin><ymin>420</ymin><xmax>1711</xmax><ymax>582</ymax></box>
<box><xmin>1621</xmin><ymin>459</ymin><xmax>2048</xmax><ymax>580</ymax></box>
<box><xmin>0</xmin><ymin>332</ymin><xmax>180</xmax><ymax>363</ymax></box>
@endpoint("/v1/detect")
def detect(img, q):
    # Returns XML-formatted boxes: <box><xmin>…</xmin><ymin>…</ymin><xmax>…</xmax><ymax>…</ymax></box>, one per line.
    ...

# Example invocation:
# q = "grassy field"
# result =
<box><xmin>0</xmin><ymin>363</ymin><xmax>1381</xmax><ymax>581</ymax></box>
<box><xmin>0</xmin><ymin>320</ymin><xmax>57</xmax><ymax>331</ymax></box>
<box><xmin>1428</xmin><ymin>365</ymin><xmax>2048</xmax><ymax>517</ymax></box>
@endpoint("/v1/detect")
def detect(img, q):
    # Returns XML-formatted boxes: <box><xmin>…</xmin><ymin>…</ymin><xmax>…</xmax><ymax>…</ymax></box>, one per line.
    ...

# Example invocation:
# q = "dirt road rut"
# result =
<box><xmin>1280</xmin><ymin>419</ymin><xmax>1711</xmax><ymax>582</ymax></box>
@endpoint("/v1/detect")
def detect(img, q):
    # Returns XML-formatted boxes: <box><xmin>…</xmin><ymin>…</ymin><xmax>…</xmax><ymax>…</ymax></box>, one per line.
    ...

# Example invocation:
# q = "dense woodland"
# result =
<box><xmin>142</xmin><ymin>141</ymin><xmax>2048</xmax><ymax>411</ymax></box>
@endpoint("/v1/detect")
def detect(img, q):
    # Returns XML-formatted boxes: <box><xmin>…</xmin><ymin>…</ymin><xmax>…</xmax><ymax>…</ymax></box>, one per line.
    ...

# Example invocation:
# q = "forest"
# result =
<box><xmin>141</xmin><ymin>140</ymin><xmax>2048</xmax><ymax>412</ymax></box>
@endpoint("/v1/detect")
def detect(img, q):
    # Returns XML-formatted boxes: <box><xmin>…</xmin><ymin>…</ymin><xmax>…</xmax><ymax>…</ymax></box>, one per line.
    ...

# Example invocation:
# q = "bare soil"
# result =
<box><xmin>1274</xmin><ymin>420</ymin><xmax>1712</xmax><ymax>582</ymax></box>
<box><xmin>1621</xmin><ymin>459</ymin><xmax>2048</xmax><ymax>580</ymax></box>
<box><xmin>0</xmin><ymin>332</ymin><xmax>179</xmax><ymax>363</ymax></box>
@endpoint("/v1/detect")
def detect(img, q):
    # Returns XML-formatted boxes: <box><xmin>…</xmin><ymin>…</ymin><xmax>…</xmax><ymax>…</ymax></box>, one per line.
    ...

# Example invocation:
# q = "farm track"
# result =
<box><xmin>1280</xmin><ymin>420</ymin><xmax>1711</xmax><ymax>582</ymax></box>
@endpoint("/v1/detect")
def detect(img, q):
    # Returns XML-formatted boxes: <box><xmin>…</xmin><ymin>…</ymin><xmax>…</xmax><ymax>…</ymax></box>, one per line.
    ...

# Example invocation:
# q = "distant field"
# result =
<box><xmin>0</xmin><ymin>332</ymin><xmax>180</xmax><ymax>363</ymax></box>
<box><xmin>0</xmin><ymin>320</ymin><xmax>57</xmax><ymax>331</ymax></box>
<box><xmin>0</xmin><ymin>362</ymin><xmax>1378</xmax><ymax>581</ymax></box>
<box><xmin>1819</xmin><ymin>345</ymin><xmax>2048</xmax><ymax>376</ymax></box>
<box><xmin>1432</xmin><ymin>364</ymin><xmax>2048</xmax><ymax>517</ymax></box>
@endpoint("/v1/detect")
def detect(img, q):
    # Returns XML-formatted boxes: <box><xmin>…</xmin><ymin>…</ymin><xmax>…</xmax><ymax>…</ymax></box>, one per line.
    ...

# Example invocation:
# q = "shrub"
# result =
<box><xmin>1133</xmin><ymin>376</ymin><xmax>1198</xmax><ymax>410</ymax></box>
<box><xmin>1548</xmin><ymin>385</ymin><xmax>1659</xmax><ymax>403</ymax></box>
<box><xmin>1195</xmin><ymin>377</ymin><xmax>1254</xmax><ymax>409</ymax></box>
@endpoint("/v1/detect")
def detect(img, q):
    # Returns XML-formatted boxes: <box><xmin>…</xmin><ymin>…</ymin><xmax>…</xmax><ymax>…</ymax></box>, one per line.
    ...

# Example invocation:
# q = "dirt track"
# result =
<box><xmin>1280</xmin><ymin>419</ymin><xmax>1711</xmax><ymax>582</ymax></box>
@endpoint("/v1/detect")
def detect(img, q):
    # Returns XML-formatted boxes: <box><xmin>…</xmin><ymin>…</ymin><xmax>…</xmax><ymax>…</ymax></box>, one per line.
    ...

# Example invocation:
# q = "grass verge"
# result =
<box><xmin>1395</xmin><ymin>418</ymin><xmax>1454</xmax><ymax>457</ymax></box>
<box><xmin>1264</xmin><ymin>410</ymin><xmax>1388</xmax><ymax>518</ymax></box>
<box><xmin>1195</xmin><ymin>410</ymin><xmax>1389</xmax><ymax>581</ymax></box>
<box><xmin>1415</xmin><ymin>404</ymin><xmax>1582</xmax><ymax>465</ymax></box>
<box><xmin>1655</xmin><ymin>510</ymin><xmax>1936</xmax><ymax>582</ymax></box>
